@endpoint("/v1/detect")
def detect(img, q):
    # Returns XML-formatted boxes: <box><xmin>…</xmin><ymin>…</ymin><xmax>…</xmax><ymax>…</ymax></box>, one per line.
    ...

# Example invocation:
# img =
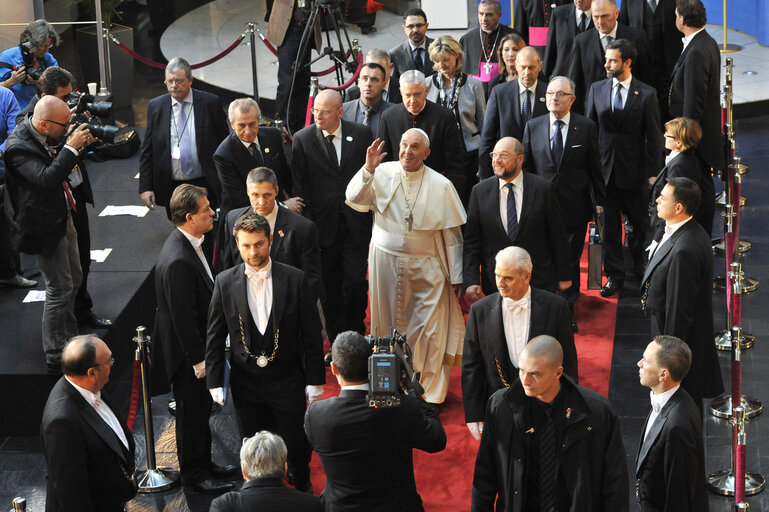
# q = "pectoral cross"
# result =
<box><xmin>483</xmin><ymin>62</ymin><xmax>492</xmax><ymax>74</ymax></box>
<box><xmin>406</xmin><ymin>212</ymin><xmax>414</xmax><ymax>231</ymax></box>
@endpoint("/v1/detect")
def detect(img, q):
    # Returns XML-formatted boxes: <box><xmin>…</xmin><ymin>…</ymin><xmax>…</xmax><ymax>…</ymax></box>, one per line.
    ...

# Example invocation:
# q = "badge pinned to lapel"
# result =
<box><xmin>346</xmin><ymin>136</ymin><xmax>353</xmax><ymax>141</ymax></box>
<box><xmin>264</xmin><ymin>147</ymin><xmax>271</xmax><ymax>153</ymax></box>
<box><xmin>566</xmin><ymin>408</ymin><xmax>572</xmax><ymax>419</ymax></box>
<box><xmin>278</xmin><ymin>229</ymin><xmax>285</xmax><ymax>238</ymax></box>
<box><xmin>539</xmin><ymin>97</ymin><xmax>545</xmax><ymax>102</ymax></box>
<box><xmin>634</xmin><ymin>91</ymin><xmax>639</xmax><ymax>95</ymax></box>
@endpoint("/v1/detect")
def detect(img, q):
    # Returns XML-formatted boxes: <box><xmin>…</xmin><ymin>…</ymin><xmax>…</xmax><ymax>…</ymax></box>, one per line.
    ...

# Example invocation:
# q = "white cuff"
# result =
<box><xmin>209</xmin><ymin>387</ymin><xmax>224</xmax><ymax>405</ymax></box>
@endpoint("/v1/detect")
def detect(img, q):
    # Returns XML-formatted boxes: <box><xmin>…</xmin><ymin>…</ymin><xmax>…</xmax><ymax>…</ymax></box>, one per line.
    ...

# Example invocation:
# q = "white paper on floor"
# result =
<box><xmin>91</xmin><ymin>248</ymin><xmax>113</xmax><ymax>262</ymax></box>
<box><xmin>23</xmin><ymin>290</ymin><xmax>46</xmax><ymax>303</ymax></box>
<box><xmin>99</xmin><ymin>205</ymin><xmax>150</xmax><ymax>217</ymax></box>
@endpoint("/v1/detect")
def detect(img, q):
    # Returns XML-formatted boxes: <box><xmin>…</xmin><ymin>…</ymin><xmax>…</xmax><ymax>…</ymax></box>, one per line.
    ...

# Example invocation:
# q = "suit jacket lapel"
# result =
<box><xmin>233</xmin><ymin>265</ymin><xmax>251</xmax><ymax>346</ymax></box>
<box><xmin>192</xmin><ymin>90</ymin><xmax>205</xmax><ymax>153</ymax></box>
<box><xmin>175</xmin><ymin>230</ymin><xmax>213</xmax><ymax>291</ymax></box>
<box><xmin>314</xmin><ymin>126</ymin><xmax>337</xmax><ymax>170</ymax></box>
<box><xmin>559</xmin><ymin>118</ymin><xmax>579</xmax><ymax>170</ymax></box>
<box><xmin>483</xmin><ymin>180</ymin><xmax>507</xmax><ymax>238</ymax></box>
<box><xmin>490</xmin><ymin>296</ymin><xmax>516</xmax><ymax>383</ymax></box>
<box><xmin>517</xmin><ymin>172</ymin><xmax>534</xmax><ymax>233</ymax></box>
<box><xmin>271</xmin><ymin>207</ymin><xmax>287</xmax><ymax>257</ymax></box>
<box><xmin>271</xmin><ymin>263</ymin><xmax>287</xmax><ymax>330</ymax></box>
<box><xmin>528</xmin><ymin>288</ymin><xmax>545</xmax><ymax>336</ymax></box>
<box><xmin>642</xmin><ymin>221</ymin><xmax>690</xmax><ymax>285</ymax></box>
<box><xmin>541</xmin><ymin>118</ymin><xmax>557</xmax><ymax>169</ymax></box>
<box><xmin>339</xmin><ymin>122</ymin><xmax>352</xmax><ymax>170</ymax></box>
<box><xmin>64</xmin><ymin>380</ymin><xmax>128</xmax><ymax>463</ymax></box>
<box><xmin>636</xmin><ymin>390</ymin><xmax>682</xmax><ymax>474</ymax></box>
<box><xmin>511</xmin><ymin>81</ymin><xmax>523</xmax><ymax>128</ymax></box>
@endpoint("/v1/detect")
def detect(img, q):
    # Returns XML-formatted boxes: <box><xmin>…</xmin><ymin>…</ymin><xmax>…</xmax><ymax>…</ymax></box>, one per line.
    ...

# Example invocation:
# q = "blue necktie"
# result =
<box><xmin>614</xmin><ymin>83</ymin><xmax>624</xmax><ymax>112</ymax></box>
<box><xmin>551</xmin><ymin>120</ymin><xmax>563</xmax><ymax>167</ymax></box>
<box><xmin>413</xmin><ymin>47</ymin><xmax>423</xmax><ymax>71</ymax></box>
<box><xmin>506</xmin><ymin>182</ymin><xmax>518</xmax><ymax>242</ymax></box>
<box><xmin>522</xmin><ymin>89</ymin><xmax>532</xmax><ymax>123</ymax></box>
<box><xmin>176</xmin><ymin>101</ymin><xmax>193</xmax><ymax>175</ymax></box>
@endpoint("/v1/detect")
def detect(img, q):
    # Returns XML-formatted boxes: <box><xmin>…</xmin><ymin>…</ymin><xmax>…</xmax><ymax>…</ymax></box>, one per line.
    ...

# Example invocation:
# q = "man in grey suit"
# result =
<box><xmin>389</xmin><ymin>8</ymin><xmax>435</xmax><ymax>80</ymax></box>
<box><xmin>341</xmin><ymin>63</ymin><xmax>393</xmax><ymax>139</ymax></box>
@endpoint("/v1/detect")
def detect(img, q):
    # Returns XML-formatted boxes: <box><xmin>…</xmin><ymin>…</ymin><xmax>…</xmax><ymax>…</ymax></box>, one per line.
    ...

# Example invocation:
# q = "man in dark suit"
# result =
<box><xmin>568</xmin><ymin>0</ymin><xmax>652</xmax><ymax>113</ymax></box>
<box><xmin>206</xmin><ymin>212</ymin><xmax>325</xmax><ymax>493</ymax></box>
<box><xmin>210</xmin><ymin>432</ymin><xmax>323</xmax><ymax>512</ymax></box>
<box><xmin>459</xmin><ymin>1</ymin><xmax>517</xmax><ymax>85</ymax></box>
<box><xmin>153</xmin><ymin>184</ymin><xmax>236</xmax><ymax>493</ymax></box>
<box><xmin>619</xmin><ymin>0</ymin><xmax>681</xmax><ymax>119</ymax></box>
<box><xmin>462</xmin><ymin>246</ymin><xmax>577</xmax><ymax>440</ymax></box>
<box><xmin>388</xmin><ymin>9</ymin><xmax>435</xmax><ymax>80</ymax></box>
<box><xmin>586</xmin><ymin>39</ymin><xmax>663</xmax><ymax>296</ymax></box>
<box><xmin>304</xmin><ymin>331</ymin><xmax>446</xmax><ymax>511</ymax></box>
<box><xmin>214</xmin><ymin>97</ymin><xmax>294</xmax><ymax>222</ymax></box>
<box><xmin>668</xmin><ymin>0</ymin><xmax>723</xmax><ymax>174</ymax></box>
<box><xmin>636</xmin><ymin>335</ymin><xmax>708</xmax><ymax>512</ymax></box>
<box><xmin>543</xmin><ymin>0</ymin><xmax>594</xmax><ymax>79</ymax></box>
<box><xmin>344</xmin><ymin>49</ymin><xmax>402</xmax><ymax>104</ymax></box>
<box><xmin>3</xmin><ymin>96</ymin><xmax>92</xmax><ymax>373</ymax></box>
<box><xmin>522</xmin><ymin>76</ymin><xmax>605</xmax><ymax>320</ymax></box>
<box><xmin>514</xmin><ymin>0</ymin><xmax>571</xmax><ymax>54</ymax></box>
<box><xmin>478</xmin><ymin>47</ymin><xmax>548</xmax><ymax>179</ymax></box>
<box><xmin>377</xmin><ymin>70</ymin><xmax>466</xmax><ymax>196</ymax></box>
<box><xmin>642</xmin><ymin>177</ymin><xmax>724</xmax><ymax>412</ymax></box>
<box><xmin>472</xmin><ymin>336</ymin><xmax>628</xmax><ymax>511</ymax></box>
<box><xmin>341</xmin><ymin>63</ymin><xmax>393</xmax><ymax>139</ymax></box>
<box><xmin>41</xmin><ymin>335</ymin><xmax>137</xmax><ymax>511</ymax></box>
<box><xmin>291</xmin><ymin>90</ymin><xmax>372</xmax><ymax>356</ymax></box>
<box><xmin>138</xmin><ymin>57</ymin><xmax>229</xmax><ymax>216</ymax></box>
<box><xmin>465</xmin><ymin>136</ymin><xmax>570</xmax><ymax>298</ymax></box>
<box><xmin>220</xmin><ymin>167</ymin><xmax>321</xmax><ymax>301</ymax></box>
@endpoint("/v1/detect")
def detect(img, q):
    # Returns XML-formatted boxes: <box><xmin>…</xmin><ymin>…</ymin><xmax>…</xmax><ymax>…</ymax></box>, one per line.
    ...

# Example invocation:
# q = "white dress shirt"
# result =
<box><xmin>170</xmin><ymin>90</ymin><xmax>202</xmax><ymax>180</ymax></box>
<box><xmin>501</xmin><ymin>287</ymin><xmax>532</xmax><ymax>369</ymax></box>
<box><xmin>65</xmin><ymin>377</ymin><xmax>129</xmax><ymax>449</ymax></box>
<box><xmin>498</xmin><ymin>172</ymin><xmax>524</xmax><ymax>233</ymax></box>
<box><xmin>600</xmin><ymin>24</ymin><xmax>619</xmax><ymax>50</ymax></box>
<box><xmin>549</xmin><ymin>112</ymin><xmax>571</xmax><ymax>149</ymax></box>
<box><xmin>644</xmin><ymin>385</ymin><xmax>680</xmax><ymax>440</ymax></box>
<box><xmin>322</xmin><ymin>123</ymin><xmax>343</xmax><ymax>166</ymax></box>
<box><xmin>612</xmin><ymin>74</ymin><xmax>632</xmax><ymax>111</ymax></box>
<box><xmin>178</xmin><ymin>227</ymin><xmax>213</xmax><ymax>281</ymax></box>
<box><xmin>647</xmin><ymin>216</ymin><xmax>692</xmax><ymax>260</ymax></box>
<box><xmin>245</xmin><ymin>258</ymin><xmax>273</xmax><ymax>334</ymax></box>
<box><xmin>682</xmin><ymin>27</ymin><xmax>705</xmax><ymax>51</ymax></box>
<box><xmin>575</xmin><ymin>8</ymin><xmax>591</xmax><ymax>27</ymax></box>
<box><xmin>518</xmin><ymin>78</ymin><xmax>538</xmax><ymax>115</ymax></box>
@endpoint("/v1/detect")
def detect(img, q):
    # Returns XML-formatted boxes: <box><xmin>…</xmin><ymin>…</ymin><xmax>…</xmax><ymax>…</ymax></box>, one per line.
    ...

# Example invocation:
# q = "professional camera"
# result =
<box><xmin>365</xmin><ymin>330</ymin><xmax>424</xmax><ymax>408</ymax></box>
<box><xmin>19</xmin><ymin>41</ymin><xmax>43</xmax><ymax>81</ymax></box>
<box><xmin>68</xmin><ymin>92</ymin><xmax>120</xmax><ymax>143</ymax></box>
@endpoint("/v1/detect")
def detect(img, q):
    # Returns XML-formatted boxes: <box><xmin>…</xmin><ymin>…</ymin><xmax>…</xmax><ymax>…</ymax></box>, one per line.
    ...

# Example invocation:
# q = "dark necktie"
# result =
<box><xmin>505</xmin><ymin>182</ymin><xmax>518</xmax><ymax>242</ymax></box>
<box><xmin>539</xmin><ymin>407</ymin><xmax>557</xmax><ymax>512</ymax></box>
<box><xmin>413</xmin><ymin>47</ymin><xmax>423</xmax><ymax>71</ymax></box>
<box><xmin>247</xmin><ymin>143</ymin><xmax>256</xmax><ymax>156</ymax></box>
<box><xmin>325</xmin><ymin>133</ymin><xmax>338</xmax><ymax>166</ymax></box>
<box><xmin>602</xmin><ymin>35</ymin><xmax>614</xmax><ymax>51</ymax></box>
<box><xmin>362</xmin><ymin>106</ymin><xmax>373</xmax><ymax>127</ymax></box>
<box><xmin>551</xmin><ymin>119</ymin><xmax>564</xmax><ymax>167</ymax></box>
<box><xmin>614</xmin><ymin>83</ymin><xmax>624</xmax><ymax>112</ymax></box>
<box><xmin>522</xmin><ymin>89</ymin><xmax>532</xmax><ymax>123</ymax></box>
<box><xmin>578</xmin><ymin>12</ymin><xmax>587</xmax><ymax>33</ymax></box>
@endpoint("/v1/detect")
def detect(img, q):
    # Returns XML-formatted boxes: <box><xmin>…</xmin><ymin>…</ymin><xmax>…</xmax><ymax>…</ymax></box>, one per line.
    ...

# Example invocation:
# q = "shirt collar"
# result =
<box><xmin>342</xmin><ymin>383</ymin><xmax>370</xmax><ymax>391</ymax></box>
<box><xmin>255</xmin><ymin>201</ymin><xmax>280</xmax><ymax>228</ymax></box>
<box><xmin>550</xmin><ymin>111</ymin><xmax>571</xmax><ymax>127</ymax></box>
<box><xmin>358</xmin><ymin>97</ymin><xmax>382</xmax><ymax>112</ymax></box>
<box><xmin>409</xmin><ymin>41</ymin><xmax>427</xmax><ymax>52</ymax></box>
<box><xmin>240</xmin><ymin>138</ymin><xmax>260</xmax><ymax>151</ymax></box>
<box><xmin>322</xmin><ymin>122</ymin><xmax>343</xmax><ymax>140</ymax></box>
<box><xmin>612</xmin><ymin>74</ymin><xmax>633</xmax><ymax>90</ymax></box>
<box><xmin>600</xmin><ymin>24</ymin><xmax>619</xmax><ymax>40</ymax></box>
<box><xmin>65</xmin><ymin>376</ymin><xmax>101</xmax><ymax>406</ymax></box>
<box><xmin>498</xmin><ymin>170</ymin><xmax>524</xmax><ymax>189</ymax></box>
<box><xmin>171</xmin><ymin>90</ymin><xmax>193</xmax><ymax>107</ymax></box>
<box><xmin>576</xmin><ymin>8</ymin><xmax>591</xmax><ymax>21</ymax></box>
<box><xmin>664</xmin><ymin>216</ymin><xmax>692</xmax><ymax>234</ymax></box>
<box><xmin>518</xmin><ymin>78</ymin><xmax>537</xmax><ymax>93</ymax></box>
<box><xmin>177</xmin><ymin>227</ymin><xmax>205</xmax><ymax>249</ymax></box>
<box><xmin>244</xmin><ymin>258</ymin><xmax>272</xmax><ymax>278</ymax></box>
<box><xmin>682</xmin><ymin>27</ymin><xmax>705</xmax><ymax>50</ymax></box>
<box><xmin>649</xmin><ymin>385</ymin><xmax>679</xmax><ymax>412</ymax></box>
<box><xmin>28</xmin><ymin>119</ymin><xmax>49</xmax><ymax>147</ymax></box>
<box><xmin>502</xmin><ymin>286</ymin><xmax>531</xmax><ymax>310</ymax></box>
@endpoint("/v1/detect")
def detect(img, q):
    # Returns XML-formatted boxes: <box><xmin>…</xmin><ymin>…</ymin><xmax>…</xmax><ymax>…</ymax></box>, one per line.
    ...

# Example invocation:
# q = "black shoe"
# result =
<box><xmin>324</xmin><ymin>352</ymin><xmax>333</xmax><ymax>366</ymax></box>
<box><xmin>210</xmin><ymin>463</ymin><xmax>239</xmax><ymax>479</ymax></box>
<box><xmin>0</xmin><ymin>274</ymin><xmax>37</xmax><ymax>288</ymax></box>
<box><xmin>571</xmin><ymin>319</ymin><xmax>579</xmax><ymax>333</ymax></box>
<box><xmin>77</xmin><ymin>311</ymin><xmax>113</xmax><ymax>328</ymax></box>
<box><xmin>190</xmin><ymin>478</ymin><xmax>235</xmax><ymax>494</ymax></box>
<box><xmin>600</xmin><ymin>277</ymin><xmax>623</xmax><ymax>298</ymax></box>
<box><xmin>360</xmin><ymin>25</ymin><xmax>377</xmax><ymax>34</ymax></box>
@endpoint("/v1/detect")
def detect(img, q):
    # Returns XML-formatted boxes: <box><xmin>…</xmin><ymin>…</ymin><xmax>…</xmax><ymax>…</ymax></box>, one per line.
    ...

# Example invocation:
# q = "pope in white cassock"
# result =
<box><xmin>345</xmin><ymin>128</ymin><xmax>466</xmax><ymax>404</ymax></box>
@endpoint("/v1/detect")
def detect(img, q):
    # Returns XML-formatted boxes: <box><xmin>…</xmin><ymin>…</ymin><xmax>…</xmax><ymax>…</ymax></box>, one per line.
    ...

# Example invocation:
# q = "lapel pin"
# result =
<box><xmin>634</xmin><ymin>91</ymin><xmax>639</xmax><ymax>95</ymax></box>
<box><xmin>278</xmin><ymin>229</ymin><xmax>285</xmax><ymax>237</ymax></box>
<box><xmin>566</xmin><ymin>408</ymin><xmax>572</xmax><ymax>419</ymax></box>
<box><xmin>264</xmin><ymin>147</ymin><xmax>270</xmax><ymax>153</ymax></box>
<box><xmin>346</xmin><ymin>136</ymin><xmax>353</xmax><ymax>141</ymax></box>
<box><xmin>539</xmin><ymin>97</ymin><xmax>545</xmax><ymax>102</ymax></box>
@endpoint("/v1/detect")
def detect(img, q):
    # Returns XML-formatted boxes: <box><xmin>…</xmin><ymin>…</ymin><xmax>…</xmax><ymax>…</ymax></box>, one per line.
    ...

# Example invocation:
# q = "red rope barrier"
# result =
<box><xmin>735</xmin><ymin>443</ymin><xmax>746</xmax><ymax>501</ymax></box>
<box><xmin>126</xmin><ymin>358</ymin><xmax>142</xmax><ymax>432</ymax></box>
<box><xmin>110</xmin><ymin>34</ymin><xmax>245</xmax><ymax>70</ymax></box>
<box><xmin>305</xmin><ymin>95</ymin><xmax>315</xmax><ymax>129</ymax></box>
<box><xmin>319</xmin><ymin>53</ymin><xmax>363</xmax><ymax>92</ymax></box>
<box><xmin>258</xmin><ymin>32</ymin><xmax>279</xmax><ymax>57</ymax></box>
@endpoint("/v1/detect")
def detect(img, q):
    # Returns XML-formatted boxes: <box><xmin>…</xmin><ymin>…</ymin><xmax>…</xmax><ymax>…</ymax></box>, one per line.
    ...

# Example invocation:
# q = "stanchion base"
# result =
<box><xmin>737</xmin><ymin>162</ymin><xmax>749</xmax><ymax>175</ymax></box>
<box><xmin>715</xmin><ymin>329</ymin><xmax>755</xmax><ymax>351</ymax></box>
<box><xmin>716</xmin><ymin>191</ymin><xmax>747</xmax><ymax>207</ymax></box>
<box><xmin>709</xmin><ymin>394</ymin><xmax>763</xmax><ymax>419</ymax></box>
<box><xmin>718</xmin><ymin>43</ymin><xmax>743</xmax><ymax>53</ymax></box>
<box><xmin>137</xmin><ymin>467</ymin><xmax>181</xmax><ymax>493</ymax></box>
<box><xmin>707</xmin><ymin>470</ymin><xmax>765</xmax><ymax>496</ymax></box>
<box><xmin>712</xmin><ymin>238</ymin><xmax>752</xmax><ymax>254</ymax></box>
<box><xmin>714</xmin><ymin>276</ymin><xmax>759</xmax><ymax>294</ymax></box>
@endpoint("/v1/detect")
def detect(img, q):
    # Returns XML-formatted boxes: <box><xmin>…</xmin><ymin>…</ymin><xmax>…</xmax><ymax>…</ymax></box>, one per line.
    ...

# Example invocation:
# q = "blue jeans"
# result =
<box><xmin>36</xmin><ymin>212</ymin><xmax>82</xmax><ymax>364</ymax></box>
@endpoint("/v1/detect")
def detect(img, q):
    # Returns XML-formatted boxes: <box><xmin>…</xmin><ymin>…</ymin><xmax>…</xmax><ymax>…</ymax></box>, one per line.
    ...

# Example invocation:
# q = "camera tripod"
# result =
<box><xmin>284</xmin><ymin>0</ymin><xmax>360</xmax><ymax>133</ymax></box>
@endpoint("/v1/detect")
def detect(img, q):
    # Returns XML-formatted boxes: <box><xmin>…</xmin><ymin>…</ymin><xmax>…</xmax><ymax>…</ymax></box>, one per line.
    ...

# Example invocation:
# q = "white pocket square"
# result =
<box><xmin>571</xmin><ymin>144</ymin><xmax>582</xmax><ymax>148</ymax></box>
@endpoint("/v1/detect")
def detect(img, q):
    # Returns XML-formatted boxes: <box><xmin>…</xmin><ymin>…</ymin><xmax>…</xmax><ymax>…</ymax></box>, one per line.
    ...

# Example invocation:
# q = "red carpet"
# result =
<box><xmin>308</xmin><ymin>243</ymin><xmax>618</xmax><ymax>510</ymax></box>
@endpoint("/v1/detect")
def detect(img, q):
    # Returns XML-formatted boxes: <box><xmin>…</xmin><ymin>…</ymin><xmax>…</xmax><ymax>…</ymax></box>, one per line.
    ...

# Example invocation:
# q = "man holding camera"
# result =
<box><xmin>305</xmin><ymin>331</ymin><xmax>447</xmax><ymax>512</ymax></box>
<box><xmin>0</xmin><ymin>20</ymin><xmax>59</xmax><ymax>107</ymax></box>
<box><xmin>3</xmin><ymin>95</ymin><xmax>93</xmax><ymax>373</ymax></box>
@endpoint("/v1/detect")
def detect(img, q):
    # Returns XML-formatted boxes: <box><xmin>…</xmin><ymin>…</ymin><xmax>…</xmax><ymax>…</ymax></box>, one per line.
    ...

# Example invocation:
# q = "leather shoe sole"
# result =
<box><xmin>190</xmin><ymin>478</ymin><xmax>235</xmax><ymax>494</ymax></box>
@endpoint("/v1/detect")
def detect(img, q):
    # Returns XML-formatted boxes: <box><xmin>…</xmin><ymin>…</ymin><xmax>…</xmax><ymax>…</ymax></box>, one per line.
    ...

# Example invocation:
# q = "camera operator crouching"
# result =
<box><xmin>304</xmin><ymin>331</ymin><xmax>447</xmax><ymax>512</ymax></box>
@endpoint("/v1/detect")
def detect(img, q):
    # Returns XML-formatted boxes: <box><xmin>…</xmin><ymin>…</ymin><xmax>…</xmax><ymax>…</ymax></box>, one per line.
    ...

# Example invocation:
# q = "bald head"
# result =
<box><xmin>32</xmin><ymin>95</ymin><xmax>69</xmax><ymax>123</ymax></box>
<box><xmin>521</xmin><ymin>335</ymin><xmax>564</xmax><ymax>369</ymax></box>
<box><xmin>313</xmin><ymin>89</ymin><xmax>344</xmax><ymax>133</ymax></box>
<box><xmin>316</xmin><ymin>89</ymin><xmax>343</xmax><ymax>109</ymax></box>
<box><xmin>591</xmin><ymin>0</ymin><xmax>619</xmax><ymax>34</ymax></box>
<box><xmin>515</xmin><ymin>46</ymin><xmax>542</xmax><ymax>89</ymax></box>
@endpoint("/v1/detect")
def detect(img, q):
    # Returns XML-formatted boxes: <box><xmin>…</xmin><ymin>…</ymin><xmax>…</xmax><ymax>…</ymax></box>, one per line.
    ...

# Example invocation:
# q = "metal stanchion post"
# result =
<box><xmin>718</xmin><ymin>0</ymin><xmax>742</xmax><ymax>53</ymax></box>
<box><xmin>10</xmin><ymin>497</ymin><xmax>25</xmax><ymax>511</ymax></box>
<box><xmin>94</xmin><ymin>0</ymin><xmax>110</xmax><ymax>95</ymax></box>
<box><xmin>708</xmin><ymin>406</ymin><xmax>765</xmax><ymax>495</ymax></box>
<box><xmin>247</xmin><ymin>23</ymin><xmax>260</xmax><ymax>103</ymax></box>
<box><xmin>133</xmin><ymin>326</ymin><xmax>180</xmax><ymax>492</ymax></box>
<box><xmin>710</xmin><ymin>323</ymin><xmax>762</xmax><ymax>418</ymax></box>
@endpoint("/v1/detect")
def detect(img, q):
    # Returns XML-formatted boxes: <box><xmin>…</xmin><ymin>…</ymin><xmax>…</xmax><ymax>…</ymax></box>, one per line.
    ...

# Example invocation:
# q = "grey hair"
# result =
<box><xmin>228</xmin><ymin>97</ymin><xmax>261</xmax><ymax>122</ymax></box>
<box><xmin>479</xmin><ymin>0</ymin><xmax>502</xmax><ymax>14</ymax></box>
<box><xmin>166</xmin><ymin>57</ymin><xmax>192</xmax><ymax>79</ymax></box>
<box><xmin>403</xmin><ymin>128</ymin><xmax>430</xmax><ymax>148</ymax></box>
<box><xmin>399</xmin><ymin>69</ymin><xmax>427</xmax><ymax>87</ymax></box>
<box><xmin>549</xmin><ymin>76</ymin><xmax>576</xmax><ymax>95</ymax></box>
<box><xmin>20</xmin><ymin>20</ymin><xmax>60</xmax><ymax>47</ymax></box>
<box><xmin>366</xmin><ymin>48</ymin><xmax>392</xmax><ymax>65</ymax></box>
<box><xmin>240</xmin><ymin>431</ymin><xmax>287</xmax><ymax>480</ymax></box>
<box><xmin>495</xmin><ymin>246</ymin><xmax>533</xmax><ymax>274</ymax></box>
<box><xmin>246</xmin><ymin>167</ymin><xmax>278</xmax><ymax>189</ymax></box>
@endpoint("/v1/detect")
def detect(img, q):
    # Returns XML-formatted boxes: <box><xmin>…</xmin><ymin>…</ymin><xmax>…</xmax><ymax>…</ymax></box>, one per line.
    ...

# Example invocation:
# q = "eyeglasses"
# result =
<box><xmin>91</xmin><ymin>355</ymin><xmax>115</xmax><ymax>369</ymax></box>
<box><xmin>42</xmin><ymin>118</ymin><xmax>70</xmax><ymax>128</ymax></box>
<box><xmin>164</xmin><ymin>78</ymin><xmax>189</xmax><ymax>86</ymax></box>
<box><xmin>490</xmin><ymin>152</ymin><xmax>522</xmax><ymax>160</ymax></box>
<box><xmin>38</xmin><ymin>43</ymin><xmax>54</xmax><ymax>50</ymax></box>
<box><xmin>545</xmin><ymin>91</ymin><xmax>574</xmax><ymax>99</ymax></box>
<box><xmin>404</xmin><ymin>23</ymin><xmax>427</xmax><ymax>30</ymax></box>
<box><xmin>311</xmin><ymin>108</ymin><xmax>337</xmax><ymax>117</ymax></box>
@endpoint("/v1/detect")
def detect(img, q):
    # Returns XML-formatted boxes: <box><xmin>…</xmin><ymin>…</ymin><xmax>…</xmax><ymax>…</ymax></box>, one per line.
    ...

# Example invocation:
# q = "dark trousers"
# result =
<box><xmin>602</xmin><ymin>177</ymin><xmax>649</xmax><ymax>281</ymax></box>
<box><xmin>276</xmin><ymin>22</ymin><xmax>312</xmax><ymax>133</ymax></box>
<box><xmin>230</xmin><ymin>365</ymin><xmax>311</xmax><ymax>483</ymax></box>
<box><xmin>72</xmin><ymin>188</ymin><xmax>94</xmax><ymax>317</ymax></box>
<box><xmin>0</xmin><ymin>202</ymin><xmax>19</xmax><ymax>279</ymax></box>
<box><xmin>560</xmin><ymin>198</ymin><xmax>593</xmax><ymax>307</ymax></box>
<box><xmin>171</xmin><ymin>364</ymin><xmax>213</xmax><ymax>485</ymax></box>
<box><xmin>319</xmin><ymin>218</ymin><xmax>368</xmax><ymax>344</ymax></box>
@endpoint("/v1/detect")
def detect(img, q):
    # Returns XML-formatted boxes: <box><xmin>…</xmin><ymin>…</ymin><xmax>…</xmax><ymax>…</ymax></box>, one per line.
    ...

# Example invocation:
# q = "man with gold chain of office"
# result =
<box><xmin>345</xmin><ymin>128</ymin><xmax>466</xmax><ymax>405</ymax></box>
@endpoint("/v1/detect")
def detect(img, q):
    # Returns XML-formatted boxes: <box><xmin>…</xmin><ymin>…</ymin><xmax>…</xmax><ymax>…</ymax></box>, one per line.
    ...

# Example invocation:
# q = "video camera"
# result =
<box><xmin>19</xmin><ymin>41</ymin><xmax>42</xmax><ymax>81</ymax></box>
<box><xmin>365</xmin><ymin>330</ymin><xmax>423</xmax><ymax>408</ymax></box>
<box><xmin>68</xmin><ymin>92</ymin><xmax>120</xmax><ymax>143</ymax></box>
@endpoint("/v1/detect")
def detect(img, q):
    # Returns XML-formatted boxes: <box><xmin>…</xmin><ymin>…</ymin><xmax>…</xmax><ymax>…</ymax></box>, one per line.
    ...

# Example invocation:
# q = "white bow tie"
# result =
<box><xmin>502</xmin><ymin>297</ymin><xmax>528</xmax><ymax>311</ymax></box>
<box><xmin>649</xmin><ymin>391</ymin><xmax>663</xmax><ymax>412</ymax></box>
<box><xmin>245</xmin><ymin>265</ymin><xmax>269</xmax><ymax>280</ymax></box>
